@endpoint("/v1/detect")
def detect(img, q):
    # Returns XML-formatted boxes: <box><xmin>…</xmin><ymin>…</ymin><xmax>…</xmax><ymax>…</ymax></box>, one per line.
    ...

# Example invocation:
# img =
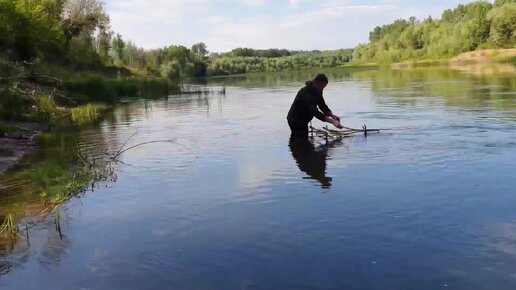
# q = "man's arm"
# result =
<box><xmin>313</xmin><ymin>110</ymin><xmax>327</xmax><ymax>122</ymax></box>
<box><xmin>302</xmin><ymin>91</ymin><xmax>342</xmax><ymax>128</ymax></box>
<box><xmin>317</xmin><ymin>95</ymin><xmax>332</xmax><ymax>116</ymax></box>
<box><xmin>318</xmin><ymin>95</ymin><xmax>341</xmax><ymax>122</ymax></box>
<box><xmin>314</xmin><ymin>110</ymin><xmax>343</xmax><ymax>129</ymax></box>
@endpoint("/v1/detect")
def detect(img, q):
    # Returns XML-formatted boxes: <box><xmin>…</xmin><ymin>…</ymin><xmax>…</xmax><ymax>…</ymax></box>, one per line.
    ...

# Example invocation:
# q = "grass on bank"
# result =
<box><xmin>64</xmin><ymin>77</ymin><xmax>179</xmax><ymax>103</ymax></box>
<box><xmin>0</xmin><ymin>146</ymin><xmax>117</xmax><ymax>243</ymax></box>
<box><xmin>0</xmin><ymin>60</ymin><xmax>183</xmax><ymax>244</ymax></box>
<box><xmin>354</xmin><ymin>48</ymin><xmax>516</xmax><ymax>68</ymax></box>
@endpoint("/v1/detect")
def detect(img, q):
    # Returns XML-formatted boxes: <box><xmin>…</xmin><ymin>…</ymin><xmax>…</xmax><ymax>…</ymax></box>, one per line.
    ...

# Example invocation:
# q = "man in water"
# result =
<box><xmin>287</xmin><ymin>74</ymin><xmax>343</xmax><ymax>139</ymax></box>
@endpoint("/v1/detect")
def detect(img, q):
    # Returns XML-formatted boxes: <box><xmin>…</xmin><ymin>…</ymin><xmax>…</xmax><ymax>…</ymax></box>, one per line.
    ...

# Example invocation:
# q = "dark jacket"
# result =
<box><xmin>287</xmin><ymin>81</ymin><xmax>332</xmax><ymax>124</ymax></box>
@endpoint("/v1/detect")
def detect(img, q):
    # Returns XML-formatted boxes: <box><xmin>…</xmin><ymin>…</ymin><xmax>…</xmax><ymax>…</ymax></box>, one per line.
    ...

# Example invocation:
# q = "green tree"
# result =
<box><xmin>61</xmin><ymin>0</ymin><xmax>109</xmax><ymax>47</ymax></box>
<box><xmin>0</xmin><ymin>0</ymin><xmax>65</xmax><ymax>60</ymax></box>
<box><xmin>354</xmin><ymin>1</ymin><xmax>514</xmax><ymax>64</ymax></box>
<box><xmin>95</xmin><ymin>27</ymin><xmax>112</xmax><ymax>63</ymax></box>
<box><xmin>191</xmin><ymin>42</ymin><xmax>208</xmax><ymax>60</ymax></box>
<box><xmin>494</xmin><ymin>0</ymin><xmax>516</xmax><ymax>6</ymax></box>
<box><xmin>111</xmin><ymin>33</ymin><xmax>125</xmax><ymax>65</ymax></box>
<box><xmin>487</xmin><ymin>3</ymin><xmax>516</xmax><ymax>47</ymax></box>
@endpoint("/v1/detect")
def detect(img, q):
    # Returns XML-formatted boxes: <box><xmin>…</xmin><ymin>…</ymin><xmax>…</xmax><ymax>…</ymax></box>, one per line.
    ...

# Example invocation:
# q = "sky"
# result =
<box><xmin>104</xmin><ymin>0</ymin><xmax>483</xmax><ymax>53</ymax></box>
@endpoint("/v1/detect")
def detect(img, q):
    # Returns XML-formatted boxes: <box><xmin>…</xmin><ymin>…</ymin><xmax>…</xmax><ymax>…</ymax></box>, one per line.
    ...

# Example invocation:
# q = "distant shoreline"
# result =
<box><xmin>360</xmin><ymin>48</ymin><xmax>516</xmax><ymax>69</ymax></box>
<box><xmin>195</xmin><ymin>49</ymin><xmax>516</xmax><ymax>79</ymax></box>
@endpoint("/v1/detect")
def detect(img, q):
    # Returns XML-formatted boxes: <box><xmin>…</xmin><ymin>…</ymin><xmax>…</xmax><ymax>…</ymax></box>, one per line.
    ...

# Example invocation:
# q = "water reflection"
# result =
<box><xmin>1</xmin><ymin>66</ymin><xmax>516</xmax><ymax>290</ymax></box>
<box><xmin>350</xmin><ymin>67</ymin><xmax>516</xmax><ymax>111</ymax></box>
<box><xmin>289</xmin><ymin>136</ymin><xmax>343</xmax><ymax>189</ymax></box>
<box><xmin>193</xmin><ymin>66</ymin><xmax>372</xmax><ymax>88</ymax></box>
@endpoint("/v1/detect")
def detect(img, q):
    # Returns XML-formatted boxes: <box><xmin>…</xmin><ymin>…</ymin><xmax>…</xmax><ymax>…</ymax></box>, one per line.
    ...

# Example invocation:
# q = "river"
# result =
<box><xmin>1</xmin><ymin>66</ymin><xmax>516</xmax><ymax>290</ymax></box>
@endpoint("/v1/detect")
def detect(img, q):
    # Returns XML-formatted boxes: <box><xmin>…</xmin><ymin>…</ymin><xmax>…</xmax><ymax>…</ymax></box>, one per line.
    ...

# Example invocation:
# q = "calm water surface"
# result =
<box><xmin>1</xmin><ymin>67</ymin><xmax>516</xmax><ymax>290</ymax></box>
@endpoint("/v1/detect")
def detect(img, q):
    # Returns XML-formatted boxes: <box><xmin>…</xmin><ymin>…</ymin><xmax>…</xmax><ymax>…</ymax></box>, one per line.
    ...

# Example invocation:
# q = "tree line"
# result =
<box><xmin>207</xmin><ymin>49</ymin><xmax>353</xmax><ymax>76</ymax></box>
<box><xmin>1</xmin><ymin>0</ymin><xmax>513</xmax><ymax>81</ymax></box>
<box><xmin>353</xmin><ymin>0</ymin><xmax>515</xmax><ymax>64</ymax></box>
<box><xmin>0</xmin><ymin>0</ymin><xmax>353</xmax><ymax>79</ymax></box>
<box><xmin>109</xmin><ymin>41</ymin><xmax>354</xmax><ymax>78</ymax></box>
<box><xmin>0</xmin><ymin>0</ymin><xmax>111</xmax><ymax>67</ymax></box>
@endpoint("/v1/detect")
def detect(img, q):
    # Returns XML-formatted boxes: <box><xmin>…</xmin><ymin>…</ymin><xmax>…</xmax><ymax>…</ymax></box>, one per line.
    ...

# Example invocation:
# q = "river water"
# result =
<box><xmin>1</xmin><ymin>67</ymin><xmax>516</xmax><ymax>290</ymax></box>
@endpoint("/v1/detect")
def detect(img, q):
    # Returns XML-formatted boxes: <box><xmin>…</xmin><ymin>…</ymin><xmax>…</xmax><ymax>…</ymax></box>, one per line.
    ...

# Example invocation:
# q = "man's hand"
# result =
<box><xmin>324</xmin><ymin>116</ymin><xmax>343</xmax><ymax>129</ymax></box>
<box><xmin>331</xmin><ymin>118</ymin><xmax>343</xmax><ymax>129</ymax></box>
<box><xmin>331</xmin><ymin>114</ymin><xmax>341</xmax><ymax>122</ymax></box>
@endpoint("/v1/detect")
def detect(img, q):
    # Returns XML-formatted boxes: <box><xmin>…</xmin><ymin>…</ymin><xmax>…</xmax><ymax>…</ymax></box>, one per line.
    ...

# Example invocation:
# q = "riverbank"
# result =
<box><xmin>0</xmin><ymin>122</ymin><xmax>47</xmax><ymax>175</ymax></box>
<box><xmin>0</xmin><ymin>113</ymin><xmax>105</xmax><ymax>175</ymax></box>
<box><xmin>389</xmin><ymin>49</ymin><xmax>516</xmax><ymax>69</ymax></box>
<box><xmin>0</xmin><ymin>61</ymin><xmax>181</xmax><ymax>175</ymax></box>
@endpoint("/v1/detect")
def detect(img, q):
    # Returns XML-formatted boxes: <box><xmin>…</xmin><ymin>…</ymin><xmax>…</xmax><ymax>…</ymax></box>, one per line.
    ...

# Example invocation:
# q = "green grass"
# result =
<box><xmin>0</xmin><ymin>148</ymin><xmax>116</xmax><ymax>243</ymax></box>
<box><xmin>33</xmin><ymin>61</ymin><xmax>131</xmax><ymax>82</ymax></box>
<box><xmin>0</xmin><ymin>214</ymin><xmax>18</xmax><ymax>240</ymax></box>
<box><xmin>14</xmin><ymin>160</ymin><xmax>91</xmax><ymax>202</ymax></box>
<box><xmin>35</xmin><ymin>95</ymin><xmax>59</xmax><ymax>122</ymax></box>
<box><xmin>65</xmin><ymin>77</ymin><xmax>179</xmax><ymax>103</ymax></box>
<box><xmin>0</xmin><ymin>83</ymin><xmax>30</xmax><ymax>120</ymax></box>
<box><xmin>70</xmin><ymin>104</ymin><xmax>104</xmax><ymax>126</ymax></box>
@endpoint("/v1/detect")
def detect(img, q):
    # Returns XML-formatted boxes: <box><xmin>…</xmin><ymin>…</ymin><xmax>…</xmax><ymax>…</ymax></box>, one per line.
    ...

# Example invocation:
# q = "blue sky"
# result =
<box><xmin>104</xmin><ymin>0</ymin><xmax>484</xmax><ymax>52</ymax></box>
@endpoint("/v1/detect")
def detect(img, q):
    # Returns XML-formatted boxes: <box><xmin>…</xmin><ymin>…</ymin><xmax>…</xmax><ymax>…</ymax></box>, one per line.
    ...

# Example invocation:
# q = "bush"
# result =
<box><xmin>35</xmin><ymin>95</ymin><xmax>58</xmax><ymax>122</ymax></box>
<box><xmin>71</xmin><ymin>104</ymin><xmax>102</xmax><ymax>126</ymax></box>
<box><xmin>0</xmin><ymin>83</ymin><xmax>29</xmax><ymax>119</ymax></box>
<box><xmin>65</xmin><ymin>77</ymin><xmax>179</xmax><ymax>103</ymax></box>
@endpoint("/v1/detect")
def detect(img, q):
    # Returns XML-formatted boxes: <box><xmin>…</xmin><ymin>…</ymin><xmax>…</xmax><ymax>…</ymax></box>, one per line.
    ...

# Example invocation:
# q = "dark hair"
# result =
<box><xmin>314</xmin><ymin>74</ymin><xmax>328</xmax><ymax>83</ymax></box>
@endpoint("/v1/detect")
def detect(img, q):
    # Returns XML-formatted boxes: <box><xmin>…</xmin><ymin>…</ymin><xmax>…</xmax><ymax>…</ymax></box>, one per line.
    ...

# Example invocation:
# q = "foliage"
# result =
<box><xmin>208</xmin><ymin>49</ymin><xmax>354</xmax><ymax>76</ymax></box>
<box><xmin>111</xmin><ymin>33</ymin><xmax>125</xmax><ymax>65</ymax></box>
<box><xmin>487</xmin><ymin>3</ymin><xmax>516</xmax><ymax>48</ymax></box>
<box><xmin>0</xmin><ymin>0</ymin><xmax>65</xmax><ymax>60</ymax></box>
<box><xmin>0</xmin><ymin>82</ymin><xmax>28</xmax><ymax>120</ymax></box>
<box><xmin>36</xmin><ymin>95</ymin><xmax>59</xmax><ymax>122</ymax></box>
<box><xmin>353</xmin><ymin>1</ymin><xmax>516</xmax><ymax>64</ymax></box>
<box><xmin>1</xmin><ymin>0</ymin><xmax>513</xmax><ymax>84</ymax></box>
<box><xmin>15</xmin><ymin>160</ymin><xmax>91</xmax><ymax>202</ymax></box>
<box><xmin>64</xmin><ymin>77</ymin><xmax>179</xmax><ymax>103</ymax></box>
<box><xmin>0</xmin><ymin>214</ymin><xmax>17</xmax><ymax>240</ymax></box>
<box><xmin>216</xmin><ymin>48</ymin><xmax>296</xmax><ymax>58</ymax></box>
<box><xmin>0</xmin><ymin>0</ymin><xmax>111</xmax><ymax>66</ymax></box>
<box><xmin>70</xmin><ymin>104</ymin><xmax>102</xmax><ymax>125</ymax></box>
<box><xmin>0</xmin><ymin>0</ymin><xmax>354</xmax><ymax>81</ymax></box>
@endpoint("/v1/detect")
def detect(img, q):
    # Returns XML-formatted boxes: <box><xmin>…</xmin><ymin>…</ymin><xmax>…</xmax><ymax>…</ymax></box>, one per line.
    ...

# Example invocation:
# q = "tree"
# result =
<box><xmin>0</xmin><ymin>0</ymin><xmax>65</xmax><ymax>60</ymax></box>
<box><xmin>61</xmin><ymin>0</ymin><xmax>109</xmax><ymax>47</ymax></box>
<box><xmin>494</xmin><ymin>0</ymin><xmax>516</xmax><ymax>7</ymax></box>
<box><xmin>353</xmin><ymin>1</ymin><xmax>513</xmax><ymax>64</ymax></box>
<box><xmin>95</xmin><ymin>26</ymin><xmax>112</xmax><ymax>63</ymax></box>
<box><xmin>487</xmin><ymin>3</ymin><xmax>516</xmax><ymax>47</ymax></box>
<box><xmin>191</xmin><ymin>42</ymin><xmax>208</xmax><ymax>60</ymax></box>
<box><xmin>409</xmin><ymin>16</ymin><xmax>418</xmax><ymax>26</ymax></box>
<box><xmin>369</xmin><ymin>26</ymin><xmax>383</xmax><ymax>42</ymax></box>
<box><xmin>111</xmin><ymin>33</ymin><xmax>125</xmax><ymax>65</ymax></box>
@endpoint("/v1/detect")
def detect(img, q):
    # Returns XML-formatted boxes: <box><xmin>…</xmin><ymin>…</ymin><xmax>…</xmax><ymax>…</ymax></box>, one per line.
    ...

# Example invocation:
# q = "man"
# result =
<box><xmin>287</xmin><ymin>74</ymin><xmax>342</xmax><ymax>138</ymax></box>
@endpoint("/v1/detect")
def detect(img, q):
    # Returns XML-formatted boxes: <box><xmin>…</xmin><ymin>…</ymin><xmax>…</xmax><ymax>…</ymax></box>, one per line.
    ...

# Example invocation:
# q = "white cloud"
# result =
<box><xmin>206</xmin><ymin>4</ymin><xmax>397</xmax><ymax>51</ymax></box>
<box><xmin>104</xmin><ymin>0</ymin><xmax>484</xmax><ymax>52</ymax></box>
<box><xmin>107</xmin><ymin>0</ymin><xmax>211</xmax><ymax>47</ymax></box>
<box><xmin>241</xmin><ymin>0</ymin><xmax>268</xmax><ymax>6</ymax></box>
<box><xmin>109</xmin><ymin>0</ymin><xmax>209</xmax><ymax>23</ymax></box>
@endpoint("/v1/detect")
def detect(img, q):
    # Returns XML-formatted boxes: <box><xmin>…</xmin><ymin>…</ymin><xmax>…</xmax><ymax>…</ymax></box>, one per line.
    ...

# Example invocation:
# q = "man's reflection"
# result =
<box><xmin>289</xmin><ymin>136</ymin><xmax>343</xmax><ymax>188</ymax></box>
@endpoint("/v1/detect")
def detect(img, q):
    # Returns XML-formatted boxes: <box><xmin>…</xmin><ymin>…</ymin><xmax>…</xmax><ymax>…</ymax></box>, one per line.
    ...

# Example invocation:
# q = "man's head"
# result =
<box><xmin>312</xmin><ymin>74</ymin><xmax>328</xmax><ymax>92</ymax></box>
